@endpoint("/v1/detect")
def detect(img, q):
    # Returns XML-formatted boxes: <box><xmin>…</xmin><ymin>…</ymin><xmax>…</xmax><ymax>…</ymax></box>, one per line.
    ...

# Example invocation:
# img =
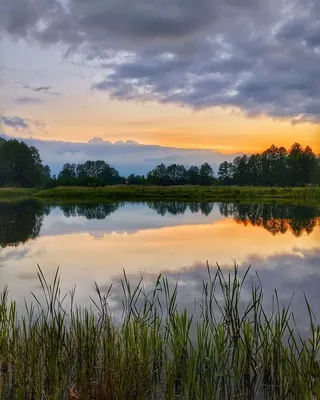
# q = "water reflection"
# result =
<box><xmin>0</xmin><ymin>201</ymin><xmax>50</xmax><ymax>248</ymax></box>
<box><xmin>219</xmin><ymin>203</ymin><xmax>320</xmax><ymax>237</ymax></box>
<box><xmin>60</xmin><ymin>203</ymin><xmax>121</xmax><ymax>220</ymax></box>
<box><xmin>0</xmin><ymin>201</ymin><xmax>319</xmax><ymax>248</ymax></box>
<box><xmin>0</xmin><ymin>200</ymin><xmax>319</xmax><ymax>327</ymax></box>
<box><xmin>100</xmin><ymin>247</ymin><xmax>320</xmax><ymax>332</ymax></box>
<box><xmin>148</xmin><ymin>201</ymin><xmax>214</xmax><ymax>216</ymax></box>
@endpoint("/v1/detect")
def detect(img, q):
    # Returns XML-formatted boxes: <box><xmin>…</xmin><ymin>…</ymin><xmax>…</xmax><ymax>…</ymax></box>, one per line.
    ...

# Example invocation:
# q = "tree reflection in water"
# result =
<box><xmin>219</xmin><ymin>203</ymin><xmax>320</xmax><ymax>237</ymax></box>
<box><xmin>0</xmin><ymin>200</ymin><xmax>50</xmax><ymax>248</ymax></box>
<box><xmin>0</xmin><ymin>201</ymin><xmax>319</xmax><ymax>248</ymax></box>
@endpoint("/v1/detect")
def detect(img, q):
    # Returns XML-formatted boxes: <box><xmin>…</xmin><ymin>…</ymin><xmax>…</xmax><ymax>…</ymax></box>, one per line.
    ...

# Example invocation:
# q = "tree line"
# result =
<box><xmin>49</xmin><ymin>160</ymin><xmax>216</xmax><ymax>187</ymax></box>
<box><xmin>218</xmin><ymin>143</ymin><xmax>320</xmax><ymax>186</ymax></box>
<box><xmin>0</xmin><ymin>136</ymin><xmax>319</xmax><ymax>187</ymax></box>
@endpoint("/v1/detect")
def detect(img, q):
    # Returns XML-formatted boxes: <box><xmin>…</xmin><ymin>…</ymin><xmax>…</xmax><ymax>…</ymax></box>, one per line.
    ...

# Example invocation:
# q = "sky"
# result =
<box><xmin>0</xmin><ymin>0</ymin><xmax>319</xmax><ymax>173</ymax></box>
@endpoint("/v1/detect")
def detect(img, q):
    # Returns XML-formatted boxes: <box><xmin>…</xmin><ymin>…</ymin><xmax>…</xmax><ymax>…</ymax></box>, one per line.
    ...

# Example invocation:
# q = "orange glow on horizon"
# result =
<box><xmin>5</xmin><ymin>95</ymin><xmax>320</xmax><ymax>154</ymax></box>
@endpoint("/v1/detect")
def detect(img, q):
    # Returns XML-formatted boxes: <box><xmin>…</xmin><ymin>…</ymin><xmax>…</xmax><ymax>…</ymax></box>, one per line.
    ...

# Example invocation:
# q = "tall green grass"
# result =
<box><xmin>0</xmin><ymin>265</ymin><xmax>319</xmax><ymax>399</ymax></box>
<box><xmin>1</xmin><ymin>185</ymin><xmax>320</xmax><ymax>205</ymax></box>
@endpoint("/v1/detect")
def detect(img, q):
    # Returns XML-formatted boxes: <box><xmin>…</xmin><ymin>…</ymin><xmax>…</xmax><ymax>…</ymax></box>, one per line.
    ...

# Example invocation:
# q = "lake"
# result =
<box><xmin>0</xmin><ymin>200</ymin><xmax>319</xmax><ymax>330</ymax></box>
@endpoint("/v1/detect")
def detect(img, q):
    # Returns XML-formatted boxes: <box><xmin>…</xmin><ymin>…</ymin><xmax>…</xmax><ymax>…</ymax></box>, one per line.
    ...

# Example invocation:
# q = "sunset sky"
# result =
<box><xmin>1</xmin><ymin>0</ymin><xmax>319</xmax><ymax>172</ymax></box>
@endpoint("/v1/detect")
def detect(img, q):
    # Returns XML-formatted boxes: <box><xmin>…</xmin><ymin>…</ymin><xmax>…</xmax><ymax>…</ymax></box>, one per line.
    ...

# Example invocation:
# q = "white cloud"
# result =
<box><xmin>0</xmin><ymin>133</ymin><xmax>238</xmax><ymax>175</ymax></box>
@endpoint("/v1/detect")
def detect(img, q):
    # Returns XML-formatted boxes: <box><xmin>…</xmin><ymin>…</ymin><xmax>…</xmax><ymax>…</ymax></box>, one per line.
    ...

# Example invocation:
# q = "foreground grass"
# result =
<box><xmin>0</xmin><ymin>266</ymin><xmax>320</xmax><ymax>399</ymax></box>
<box><xmin>0</xmin><ymin>185</ymin><xmax>320</xmax><ymax>205</ymax></box>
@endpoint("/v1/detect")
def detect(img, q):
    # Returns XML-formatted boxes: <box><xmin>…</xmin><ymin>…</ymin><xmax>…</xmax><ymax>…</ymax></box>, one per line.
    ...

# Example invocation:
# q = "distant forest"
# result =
<box><xmin>0</xmin><ymin>136</ymin><xmax>319</xmax><ymax>187</ymax></box>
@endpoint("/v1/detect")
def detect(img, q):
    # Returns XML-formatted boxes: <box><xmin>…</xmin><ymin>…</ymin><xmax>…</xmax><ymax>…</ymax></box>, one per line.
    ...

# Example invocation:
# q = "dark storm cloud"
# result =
<box><xmin>1</xmin><ymin>0</ymin><xmax>319</xmax><ymax>123</ymax></box>
<box><xmin>0</xmin><ymin>116</ymin><xmax>29</xmax><ymax>130</ymax></box>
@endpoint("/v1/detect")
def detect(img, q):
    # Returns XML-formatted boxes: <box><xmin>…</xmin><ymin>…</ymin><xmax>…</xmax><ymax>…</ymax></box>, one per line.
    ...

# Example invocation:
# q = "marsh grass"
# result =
<box><xmin>0</xmin><ymin>265</ymin><xmax>320</xmax><ymax>399</ymax></box>
<box><xmin>0</xmin><ymin>186</ymin><xmax>320</xmax><ymax>206</ymax></box>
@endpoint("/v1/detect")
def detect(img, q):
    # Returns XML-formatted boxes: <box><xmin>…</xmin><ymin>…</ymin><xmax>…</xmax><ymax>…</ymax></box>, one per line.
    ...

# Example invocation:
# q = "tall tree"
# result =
<box><xmin>58</xmin><ymin>163</ymin><xmax>77</xmax><ymax>180</ymax></box>
<box><xmin>167</xmin><ymin>164</ymin><xmax>186</xmax><ymax>184</ymax></box>
<box><xmin>301</xmin><ymin>146</ymin><xmax>317</xmax><ymax>185</ymax></box>
<box><xmin>0</xmin><ymin>138</ymin><xmax>48</xmax><ymax>187</ymax></box>
<box><xmin>199</xmin><ymin>162</ymin><xmax>214</xmax><ymax>185</ymax></box>
<box><xmin>186</xmin><ymin>166</ymin><xmax>200</xmax><ymax>185</ymax></box>
<box><xmin>218</xmin><ymin>161</ymin><xmax>233</xmax><ymax>185</ymax></box>
<box><xmin>287</xmin><ymin>143</ymin><xmax>305</xmax><ymax>186</ymax></box>
<box><xmin>232</xmin><ymin>155</ymin><xmax>248</xmax><ymax>185</ymax></box>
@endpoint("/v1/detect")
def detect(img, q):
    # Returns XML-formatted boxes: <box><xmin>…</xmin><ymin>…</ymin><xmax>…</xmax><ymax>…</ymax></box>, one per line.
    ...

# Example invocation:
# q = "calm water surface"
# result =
<box><xmin>0</xmin><ymin>200</ymin><xmax>319</xmax><ymax>328</ymax></box>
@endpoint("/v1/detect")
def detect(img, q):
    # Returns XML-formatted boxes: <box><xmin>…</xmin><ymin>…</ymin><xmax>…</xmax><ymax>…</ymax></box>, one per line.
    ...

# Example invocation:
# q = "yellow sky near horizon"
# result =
<box><xmin>6</xmin><ymin>93</ymin><xmax>320</xmax><ymax>154</ymax></box>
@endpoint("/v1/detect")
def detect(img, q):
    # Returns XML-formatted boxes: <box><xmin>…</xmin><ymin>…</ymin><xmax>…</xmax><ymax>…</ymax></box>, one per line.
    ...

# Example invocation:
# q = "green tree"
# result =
<box><xmin>301</xmin><ymin>146</ymin><xmax>317</xmax><ymax>185</ymax></box>
<box><xmin>0</xmin><ymin>138</ymin><xmax>47</xmax><ymax>187</ymax></box>
<box><xmin>167</xmin><ymin>164</ymin><xmax>186</xmax><ymax>184</ymax></box>
<box><xmin>246</xmin><ymin>154</ymin><xmax>262</xmax><ymax>186</ymax></box>
<box><xmin>186</xmin><ymin>166</ymin><xmax>200</xmax><ymax>185</ymax></box>
<box><xmin>232</xmin><ymin>155</ymin><xmax>248</xmax><ymax>185</ymax></box>
<box><xmin>287</xmin><ymin>143</ymin><xmax>305</xmax><ymax>186</ymax></box>
<box><xmin>147</xmin><ymin>163</ymin><xmax>169</xmax><ymax>185</ymax></box>
<box><xmin>218</xmin><ymin>161</ymin><xmax>233</xmax><ymax>185</ymax></box>
<box><xmin>58</xmin><ymin>163</ymin><xmax>77</xmax><ymax>180</ymax></box>
<box><xmin>199</xmin><ymin>162</ymin><xmax>214</xmax><ymax>185</ymax></box>
<box><xmin>311</xmin><ymin>155</ymin><xmax>320</xmax><ymax>185</ymax></box>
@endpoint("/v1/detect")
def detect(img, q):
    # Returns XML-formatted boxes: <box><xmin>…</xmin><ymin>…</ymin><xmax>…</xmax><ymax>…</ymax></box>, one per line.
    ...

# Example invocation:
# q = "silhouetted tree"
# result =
<box><xmin>58</xmin><ymin>163</ymin><xmax>77</xmax><ymax>180</ymax></box>
<box><xmin>287</xmin><ymin>143</ymin><xmax>305</xmax><ymax>186</ymax></box>
<box><xmin>127</xmin><ymin>174</ymin><xmax>146</xmax><ymax>185</ymax></box>
<box><xmin>218</xmin><ymin>142</ymin><xmax>319</xmax><ymax>187</ymax></box>
<box><xmin>0</xmin><ymin>138</ymin><xmax>50</xmax><ymax>187</ymax></box>
<box><xmin>1</xmin><ymin>136</ymin><xmax>318</xmax><ymax>189</ymax></box>
<box><xmin>218</xmin><ymin>161</ymin><xmax>233</xmax><ymax>185</ymax></box>
<box><xmin>186</xmin><ymin>166</ymin><xmax>200</xmax><ymax>185</ymax></box>
<box><xmin>199</xmin><ymin>162</ymin><xmax>214</xmax><ymax>185</ymax></box>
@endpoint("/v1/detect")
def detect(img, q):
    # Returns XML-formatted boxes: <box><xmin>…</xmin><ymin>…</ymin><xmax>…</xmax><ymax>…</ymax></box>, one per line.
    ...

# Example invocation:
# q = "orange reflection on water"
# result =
<box><xmin>234</xmin><ymin>217</ymin><xmax>320</xmax><ymax>237</ymax></box>
<box><xmin>1</xmin><ymin>217</ymin><xmax>319</xmax><ymax>303</ymax></box>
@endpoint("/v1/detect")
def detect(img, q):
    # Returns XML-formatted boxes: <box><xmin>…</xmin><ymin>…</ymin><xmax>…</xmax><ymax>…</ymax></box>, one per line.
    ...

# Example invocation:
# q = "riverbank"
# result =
<box><xmin>0</xmin><ymin>266</ymin><xmax>319</xmax><ymax>399</ymax></box>
<box><xmin>0</xmin><ymin>185</ymin><xmax>319</xmax><ymax>205</ymax></box>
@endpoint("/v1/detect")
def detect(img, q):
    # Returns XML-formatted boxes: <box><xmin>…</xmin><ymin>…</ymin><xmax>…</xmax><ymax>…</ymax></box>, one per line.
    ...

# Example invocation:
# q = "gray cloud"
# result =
<box><xmin>20</xmin><ymin>83</ymin><xmax>60</xmax><ymax>96</ymax></box>
<box><xmin>0</xmin><ymin>134</ymin><xmax>238</xmax><ymax>175</ymax></box>
<box><xmin>1</xmin><ymin>0</ymin><xmax>320</xmax><ymax>123</ymax></box>
<box><xmin>0</xmin><ymin>116</ymin><xmax>29</xmax><ymax>130</ymax></box>
<box><xmin>15</xmin><ymin>96</ymin><xmax>43</xmax><ymax>104</ymax></box>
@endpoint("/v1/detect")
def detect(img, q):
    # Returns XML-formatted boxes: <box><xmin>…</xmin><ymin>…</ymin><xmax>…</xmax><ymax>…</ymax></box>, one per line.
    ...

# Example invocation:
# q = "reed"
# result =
<box><xmin>0</xmin><ymin>264</ymin><xmax>319</xmax><ymax>399</ymax></box>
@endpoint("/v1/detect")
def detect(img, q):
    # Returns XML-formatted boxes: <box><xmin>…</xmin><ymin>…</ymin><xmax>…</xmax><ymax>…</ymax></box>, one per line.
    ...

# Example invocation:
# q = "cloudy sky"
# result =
<box><xmin>1</xmin><ymin>0</ymin><xmax>319</xmax><ymax>172</ymax></box>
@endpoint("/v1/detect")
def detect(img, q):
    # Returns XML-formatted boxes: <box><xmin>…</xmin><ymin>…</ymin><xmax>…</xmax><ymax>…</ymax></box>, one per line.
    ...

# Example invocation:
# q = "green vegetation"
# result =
<box><xmin>0</xmin><ymin>266</ymin><xmax>319</xmax><ymax>399</ymax></box>
<box><xmin>0</xmin><ymin>185</ymin><xmax>319</xmax><ymax>206</ymax></box>
<box><xmin>51</xmin><ymin>143</ymin><xmax>320</xmax><ymax>187</ymax></box>
<box><xmin>0</xmin><ymin>138</ymin><xmax>51</xmax><ymax>188</ymax></box>
<box><xmin>1</xmin><ymin>136</ymin><xmax>319</xmax><ymax>189</ymax></box>
<box><xmin>218</xmin><ymin>143</ymin><xmax>320</xmax><ymax>186</ymax></box>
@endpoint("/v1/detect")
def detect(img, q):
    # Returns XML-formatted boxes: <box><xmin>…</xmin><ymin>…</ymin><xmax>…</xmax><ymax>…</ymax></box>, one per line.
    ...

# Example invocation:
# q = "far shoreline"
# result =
<box><xmin>0</xmin><ymin>185</ymin><xmax>319</xmax><ymax>206</ymax></box>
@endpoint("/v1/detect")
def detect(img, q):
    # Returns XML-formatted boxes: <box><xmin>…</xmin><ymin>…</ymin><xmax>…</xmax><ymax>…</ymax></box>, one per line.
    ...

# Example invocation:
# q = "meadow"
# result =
<box><xmin>0</xmin><ymin>185</ymin><xmax>319</xmax><ymax>205</ymax></box>
<box><xmin>0</xmin><ymin>266</ymin><xmax>319</xmax><ymax>399</ymax></box>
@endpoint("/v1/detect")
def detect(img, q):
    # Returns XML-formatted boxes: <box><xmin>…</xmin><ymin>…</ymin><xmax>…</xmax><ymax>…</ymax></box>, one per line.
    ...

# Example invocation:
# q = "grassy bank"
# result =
<box><xmin>0</xmin><ymin>266</ymin><xmax>319</xmax><ymax>399</ymax></box>
<box><xmin>0</xmin><ymin>185</ymin><xmax>319</xmax><ymax>205</ymax></box>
